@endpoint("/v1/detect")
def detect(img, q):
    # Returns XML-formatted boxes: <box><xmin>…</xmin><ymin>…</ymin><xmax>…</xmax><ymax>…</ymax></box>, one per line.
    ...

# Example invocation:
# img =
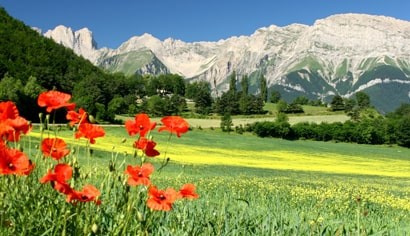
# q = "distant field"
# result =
<box><xmin>117</xmin><ymin>103</ymin><xmax>349</xmax><ymax>128</ymax></box>
<box><xmin>182</xmin><ymin>114</ymin><xmax>349</xmax><ymax>128</ymax></box>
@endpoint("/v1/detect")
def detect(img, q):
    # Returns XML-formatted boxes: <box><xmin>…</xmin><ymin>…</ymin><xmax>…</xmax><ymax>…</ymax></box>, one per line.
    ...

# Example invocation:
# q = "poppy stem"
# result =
<box><xmin>158</xmin><ymin>132</ymin><xmax>172</xmax><ymax>172</ymax></box>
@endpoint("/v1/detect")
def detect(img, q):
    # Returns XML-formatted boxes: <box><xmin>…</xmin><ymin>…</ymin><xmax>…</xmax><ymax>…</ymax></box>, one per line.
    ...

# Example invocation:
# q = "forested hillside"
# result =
<box><xmin>0</xmin><ymin>7</ymin><xmax>138</xmax><ymax>121</ymax></box>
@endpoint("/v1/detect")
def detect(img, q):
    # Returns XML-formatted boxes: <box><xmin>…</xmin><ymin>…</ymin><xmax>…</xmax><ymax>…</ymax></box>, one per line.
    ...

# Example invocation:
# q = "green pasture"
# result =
<box><xmin>27</xmin><ymin>126</ymin><xmax>410</xmax><ymax>177</ymax></box>
<box><xmin>117</xmin><ymin>102</ymin><xmax>349</xmax><ymax>129</ymax></box>
<box><xmin>6</xmin><ymin>125</ymin><xmax>410</xmax><ymax>234</ymax></box>
<box><xmin>117</xmin><ymin>113</ymin><xmax>349</xmax><ymax>129</ymax></box>
<box><xmin>263</xmin><ymin>103</ymin><xmax>340</xmax><ymax>116</ymax></box>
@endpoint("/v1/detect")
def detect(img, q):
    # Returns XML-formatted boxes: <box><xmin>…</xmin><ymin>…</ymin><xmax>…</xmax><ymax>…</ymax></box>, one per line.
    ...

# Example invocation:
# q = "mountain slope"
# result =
<box><xmin>45</xmin><ymin>13</ymin><xmax>410</xmax><ymax>113</ymax></box>
<box><xmin>0</xmin><ymin>7</ymin><xmax>131</xmax><ymax>121</ymax></box>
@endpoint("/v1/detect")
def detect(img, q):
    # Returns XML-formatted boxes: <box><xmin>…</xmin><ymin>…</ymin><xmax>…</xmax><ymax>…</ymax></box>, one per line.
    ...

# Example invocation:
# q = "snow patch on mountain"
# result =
<box><xmin>344</xmin><ymin>78</ymin><xmax>410</xmax><ymax>98</ymax></box>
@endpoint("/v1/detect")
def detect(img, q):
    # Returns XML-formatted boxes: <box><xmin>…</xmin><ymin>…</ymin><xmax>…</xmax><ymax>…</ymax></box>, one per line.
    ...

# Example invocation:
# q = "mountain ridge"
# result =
<box><xmin>44</xmin><ymin>13</ymin><xmax>410</xmax><ymax>113</ymax></box>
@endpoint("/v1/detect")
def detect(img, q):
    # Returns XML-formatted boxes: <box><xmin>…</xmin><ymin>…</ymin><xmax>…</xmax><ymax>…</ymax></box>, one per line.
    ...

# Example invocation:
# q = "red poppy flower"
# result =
<box><xmin>125</xmin><ymin>113</ymin><xmax>156</xmax><ymax>137</ymax></box>
<box><xmin>66</xmin><ymin>184</ymin><xmax>101</xmax><ymax>205</ymax></box>
<box><xmin>178</xmin><ymin>183</ymin><xmax>199</xmax><ymax>199</ymax></box>
<box><xmin>22</xmin><ymin>160</ymin><xmax>35</xmax><ymax>176</ymax></box>
<box><xmin>75</xmin><ymin>123</ymin><xmax>105</xmax><ymax>144</ymax></box>
<box><xmin>40</xmin><ymin>163</ymin><xmax>73</xmax><ymax>194</ymax></box>
<box><xmin>0</xmin><ymin>122</ymin><xmax>14</xmax><ymax>142</ymax></box>
<box><xmin>147</xmin><ymin>186</ymin><xmax>178</xmax><ymax>211</ymax></box>
<box><xmin>158</xmin><ymin>116</ymin><xmax>189</xmax><ymax>137</ymax></box>
<box><xmin>133</xmin><ymin>137</ymin><xmax>160</xmax><ymax>157</ymax></box>
<box><xmin>0</xmin><ymin>116</ymin><xmax>31</xmax><ymax>142</ymax></box>
<box><xmin>0</xmin><ymin>101</ymin><xmax>19</xmax><ymax>121</ymax></box>
<box><xmin>41</xmin><ymin>138</ymin><xmax>70</xmax><ymax>161</ymax></box>
<box><xmin>66</xmin><ymin>108</ymin><xmax>88</xmax><ymax>126</ymax></box>
<box><xmin>37</xmin><ymin>90</ymin><xmax>75</xmax><ymax>113</ymax></box>
<box><xmin>0</xmin><ymin>144</ymin><xmax>34</xmax><ymax>175</ymax></box>
<box><xmin>125</xmin><ymin>163</ymin><xmax>154</xmax><ymax>186</ymax></box>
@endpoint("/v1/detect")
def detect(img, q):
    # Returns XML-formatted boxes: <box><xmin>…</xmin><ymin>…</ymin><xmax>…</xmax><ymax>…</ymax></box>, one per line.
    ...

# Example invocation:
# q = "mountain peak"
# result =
<box><xmin>44</xmin><ymin>13</ymin><xmax>410</xmax><ymax>112</ymax></box>
<box><xmin>44</xmin><ymin>25</ymin><xmax>98</xmax><ymax>62</ymax></box>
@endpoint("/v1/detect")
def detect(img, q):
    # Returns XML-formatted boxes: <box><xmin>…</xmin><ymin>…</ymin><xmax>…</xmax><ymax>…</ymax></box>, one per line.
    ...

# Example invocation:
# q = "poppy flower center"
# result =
<box><xmin>8</xmin><ymin>163</ymin><xmax>15</xmax><ymax>170</ymax></box>
<box><xmin>159</xmin><ymin>194</ymin><xmax>166</xmax><ymax>200</ymax></box>
<box><xmin>138</xmin><ymin>171</ymin><xmax>143</xmax><ymax>177</ymax></box>
<box><xmin>139</xmin><ymin>125</ymin><xmax>144</xmax><ymax>130</ymax></box>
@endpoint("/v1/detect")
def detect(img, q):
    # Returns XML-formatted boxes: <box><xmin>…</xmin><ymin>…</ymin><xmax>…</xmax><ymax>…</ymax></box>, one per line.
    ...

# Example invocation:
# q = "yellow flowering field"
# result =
<box><xmin>26</xmin><ymin>126</ymin><xmax>410</xmax><ymax>234</ymax></box>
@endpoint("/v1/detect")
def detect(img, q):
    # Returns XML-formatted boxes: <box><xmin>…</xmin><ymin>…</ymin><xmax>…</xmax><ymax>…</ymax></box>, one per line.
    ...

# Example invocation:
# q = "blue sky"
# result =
<box><xmin>1</xmin><ymin>0</ymin><xmax>410</xmax><ymax>48</ymax></box>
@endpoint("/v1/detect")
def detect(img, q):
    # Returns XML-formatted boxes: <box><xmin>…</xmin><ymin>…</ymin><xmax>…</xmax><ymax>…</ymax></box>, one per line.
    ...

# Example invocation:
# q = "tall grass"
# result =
<box><xmin>2</xmin><ymin>125</ymin><xmax>409</xmax><ymax>235</ymax></box>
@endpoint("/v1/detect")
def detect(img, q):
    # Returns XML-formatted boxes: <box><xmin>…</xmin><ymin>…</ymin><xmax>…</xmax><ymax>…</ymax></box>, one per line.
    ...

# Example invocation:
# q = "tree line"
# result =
<box><xmin>246</xmin><ymin>103</ymin><xmax>410</xmax><ymax>148</ymax></box>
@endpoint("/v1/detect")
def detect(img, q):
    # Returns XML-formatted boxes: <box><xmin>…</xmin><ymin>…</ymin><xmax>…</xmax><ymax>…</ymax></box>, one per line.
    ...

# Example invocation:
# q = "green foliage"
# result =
<box><xmin>108</xmin><ymin>96</ymin><xmax>127</xmax><ymax>116</ymax></box>
<box><xmin>145</xmin><ymin>94</ymin><xmax>186</xmax><ymax>117</ymax></box>
<box><xmin>0</xmin><ymin>74</ymin><xmax>23</xmax><ymax>103</ymax></box>
<box><xmin>23</xmin><ymin>76</ymin><xmax>45</xmax><ymax>99</ymax></box>
<box><xmin>259</xmin><ymin>74</ymin><xmax>268</xmax><ymax>102</ymax></box>
<box><xmin>269</xmin><ymin>90</ymin><xmax>281</xmax><ymax>103</ymax></box>
<box><xmin>214</xmin><ymin>91</ymin><xmax>240</xmax><ymax>115</ymax></box>
<box><xmin>275</xmin><ymin>112</ymin><xmax>289</xmax><ymax>123</ymax></box>
<box><xmin>355</xmin><ymin>91</ymin><xmax>371</xmax><ymax>109</ymax></box>
<box><xmin>240</xmin><ymin>74</ymin><xmax>249</xmax><ymax>95</ymax></box>
<box><xmin>386</xmin><ymin>104</ymin><xmax>410</xmax><ymax>147</ymax></box>
<box><xmin>276</xmin><ymin>100</ymin><xmax>288</xmax><ymax>113</ymax></box>
<box><xmin>276</xmin><ymin>99</ymin><xmax>304</xmax><ymax>114</ymax></box>
<box><xmin>220</xmin><ymin>113</ymin><xmax>233</xmax><ymax>132</ymax></box>
<box><xmin>344</xmin><ymin>92</ymin><xmax>375</xmax><ymax>121</ymax></box>
<box><xmin>229</xmin><ymin>71</ymin><xmax>237</xmax><ymax>92</ymax></box>
<box><xmin>343</xmin><ymin>98</ymin><xmax>358</xmax><ymax>116</ymax></box>
<box><xmin>95</xmin><ymin>102</ymin><xmax>113</xmax><ymax>121</ymax></box>
<box><xmin>146</xmin><ymin>74</ymin><xmax>185</xmax><ymax>96</ymax></box>
<box><xmin>286</xmin><ymin>102</ymin><xmax>304</xmax><ymax>114</ymax></box>
<box><xmin>249</xmin><ymin>103</ymin><xmax>410</xmax><ymax>147</ymax></box>
<box><xmin>253</xmin><ymin>120</ymin><xmax>292</xmax><ymax>139</ymax></box>
<box><xmin>396</xmin><ymin>116</ymin><xmax>410</xmax><ymax>147</ymax></box>
<box><xmin>186</xmin><ymin>81</ymin><xmax>213</xmax><ymax>115</ymax></box>
<box><xmin>293</xmin><ymin>95</ymin><xmax>309</xmax><ymax>105</ymax></box>
<box><xmin>239</xmin><ymin>95</ymin><xmax>265</xmax><ymax>115</ymax></box>
<box><xmin>147</xmin><ymin>95</ymin><xmax>166</xmax><ymax>117</ymax></box>
<box><xmin>330</xmin><ymin>95</ymin><xmax>345</xmax><ymax>111</ymax></box>
<box><xmin>72</xmin><ymin>74</ymin><xmax>105</xmax><ymax>116</ymax></box>
<box><xmin>166</xmin><ymin>94</ymin><xmax>187</xmax><ymax>115</ymax></box>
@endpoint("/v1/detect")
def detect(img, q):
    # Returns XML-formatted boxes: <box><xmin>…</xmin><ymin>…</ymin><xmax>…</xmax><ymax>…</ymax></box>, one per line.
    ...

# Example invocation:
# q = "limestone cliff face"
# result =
<box><xmin>44</xmin><ymin>13</ymin><xmax>410</xmax><ymax>112</ymax></box>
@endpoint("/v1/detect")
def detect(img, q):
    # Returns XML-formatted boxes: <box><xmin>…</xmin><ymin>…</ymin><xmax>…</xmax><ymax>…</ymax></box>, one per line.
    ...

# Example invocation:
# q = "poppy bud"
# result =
<box><xmin>91</xmin><ymin>223</ymin><xmax>98</xmax><ymax>233</ymax></box>
<box><xmin>89</xmin><ymin>115</ymin><xmax>96</xmax><ymax>123</ymax></box>
<box><xmin>137</xmin><ymin>211</ymin><xmax>144</xmax><ymax>222</ymax></box>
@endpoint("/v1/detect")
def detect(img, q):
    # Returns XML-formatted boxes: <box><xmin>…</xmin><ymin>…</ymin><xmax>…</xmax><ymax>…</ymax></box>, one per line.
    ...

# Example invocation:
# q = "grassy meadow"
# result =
<box><xmin>11</xmin><ymin>124</ymin><xmax>409</xmax><ymax>235</ymax></box>
<box><xmin>117</xmin><ymin>103</ymin><xmax>350</xmax><ymax>128</ymax></box>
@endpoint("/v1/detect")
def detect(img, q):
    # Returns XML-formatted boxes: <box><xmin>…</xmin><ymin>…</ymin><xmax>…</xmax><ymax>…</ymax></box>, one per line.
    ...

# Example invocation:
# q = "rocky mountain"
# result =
<box><xmin>44</xmin><ymin>13</ymin><xmax>410</xmax><ymax>113</ymax></box>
